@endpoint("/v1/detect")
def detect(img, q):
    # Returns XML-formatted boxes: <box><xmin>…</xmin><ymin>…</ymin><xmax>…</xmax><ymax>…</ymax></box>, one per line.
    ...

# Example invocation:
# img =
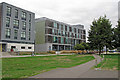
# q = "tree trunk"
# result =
<box><xmin>106</xmin><ymin>46</ymin><xmax>107</xmax><ymax>54</ymax></box>
<box><xmin>99</xmin><ymin>47</ymin><xmax>101</xmax><ymax>55</ymax></box>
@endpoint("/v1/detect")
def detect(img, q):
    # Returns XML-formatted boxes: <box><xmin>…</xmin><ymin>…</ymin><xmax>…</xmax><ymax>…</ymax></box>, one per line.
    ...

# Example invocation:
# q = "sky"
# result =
<box><xmin>0</xmin><ymin>0</ymin><xmax>119</xmax><ymax>41</ymax></box>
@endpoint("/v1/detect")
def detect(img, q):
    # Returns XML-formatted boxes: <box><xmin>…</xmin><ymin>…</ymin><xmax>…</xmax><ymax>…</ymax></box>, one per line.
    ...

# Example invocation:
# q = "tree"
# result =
<box><xmin>88</xmin><ymin>15</ymin><xmax>113</xmax><ymax>55</ymax></box>
<box><xmin>74</xmin><ymin>44</ymin><xmax>84</xmax><ymax>50</ymax></box>
<box><xmin>74</xmin><ymin>42</ymin><xmax>89</xmax><ymax>50</ymax></box>
<box><xmin>113</xmin><ymin>20</ymin><xmax>120</xmax><ymax>48</ymax></box>
<box><xmin>81</xmin><ymin>42</ymin><xmax>90</xmax><ymax>51</ymax></box>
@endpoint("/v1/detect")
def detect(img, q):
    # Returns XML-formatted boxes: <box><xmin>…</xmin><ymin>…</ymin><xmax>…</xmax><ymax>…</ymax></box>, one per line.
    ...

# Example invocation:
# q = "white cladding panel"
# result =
<box><xmin>7</xmin><ymin>43</ymin><xmax>34</xmax><ymax>52</ymax></box>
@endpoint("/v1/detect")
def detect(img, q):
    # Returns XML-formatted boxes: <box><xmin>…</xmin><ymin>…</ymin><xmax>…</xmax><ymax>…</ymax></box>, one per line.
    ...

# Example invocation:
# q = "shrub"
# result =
<box><xmin>60</xmin><ymin>50</ymin><xmax>78</xmax><ymax>54</ymax></box>
<box><xmin>19</xmin><ymin>52</ymin><xmax>33</xmax><ymax>55</ymax></box>
<box><xmin>48</xmin><ymin>51</ymin><xmax>56</xmax><ymax>54</ymax></box>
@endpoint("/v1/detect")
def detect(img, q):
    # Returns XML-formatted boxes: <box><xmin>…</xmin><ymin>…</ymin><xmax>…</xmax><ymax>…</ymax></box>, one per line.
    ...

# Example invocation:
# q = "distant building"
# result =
<box><xmin>35</xmin><ymin>17</ymin><xmax>86</xmax><ymax>52</ymax></box>
<box><xmin>118</xmin><ymin>1</ymin><xmax>120</xmax><ymax>19</ymax></box>
<box><xmin>0</xmin><ymin>2</ymin><xmax>35</xmax><ymax>52</ymax></box>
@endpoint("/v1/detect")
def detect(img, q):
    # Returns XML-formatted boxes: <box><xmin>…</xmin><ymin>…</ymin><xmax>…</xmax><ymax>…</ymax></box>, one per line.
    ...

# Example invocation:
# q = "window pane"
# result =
<box><xmin>6</xmin><ymin>6</ymin><xmax>11</xmax><ymax>16</ymax></box>
<box><xmin>6</xmin><ymin>17</ymin><xmax>10</xmax><ymax>27</ymax></box>
<box><xmin>5</xmin><ymin>28</ymin><xmax>11</xmax><ymax>38</ymax></box>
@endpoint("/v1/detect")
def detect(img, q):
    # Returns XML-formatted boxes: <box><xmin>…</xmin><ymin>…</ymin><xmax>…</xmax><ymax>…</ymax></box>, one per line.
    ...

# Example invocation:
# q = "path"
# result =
<box><xmin>30</xmin><ymin>54</ymin><xmax>118</xmax><ymax>78</ymax></box>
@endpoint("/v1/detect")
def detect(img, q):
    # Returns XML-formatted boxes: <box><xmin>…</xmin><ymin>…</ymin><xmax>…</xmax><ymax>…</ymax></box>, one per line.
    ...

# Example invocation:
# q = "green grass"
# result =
<box><xmin>95</xmin><ymin>54</ymin><xmax>119</xmax><ymax>70</ymax></box>
<box><xmin>2</xmin><ymin>55</ymin><xmax>94</xmax><ymax>79</ymax></box>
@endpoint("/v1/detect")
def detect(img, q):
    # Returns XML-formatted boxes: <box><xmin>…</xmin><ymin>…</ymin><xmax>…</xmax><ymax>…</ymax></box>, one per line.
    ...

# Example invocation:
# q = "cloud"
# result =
<box><xmin>0</xmin><ymin>0</ymin><xmax>119</xmax><ymax>41</ymax></box>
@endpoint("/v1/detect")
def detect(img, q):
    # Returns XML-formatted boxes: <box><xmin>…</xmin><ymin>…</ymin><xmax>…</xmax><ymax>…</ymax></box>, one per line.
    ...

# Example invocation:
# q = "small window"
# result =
<box><xmin>6</xmin><ymin>17</ymin><xmax>10</xmax><ymax>27</ymax></box>
<box><xmin>5</xmin><ymin>28</ymin><xmax>11</xmax><ymax>39</ymax></box>
<box><xmin>28</xmin><ymin>47</ymin><xmax>32</xmax><ymax>49</ymax></box>
<box><xmin>29</xmin><ymin>23</ymin><xmax>31</xmax><ymax>31</ymax></box>
<box><xmin>21</xmin><ymin>31</ymin><xmax>26</xmax><ymax>40</ymax></box>
<box><xmin>15</xmin><ymin>9</ymin><xmax>18</xmax><ymax>18</ymax></box>
<box><xmin>29</xmin><ymin>14</ymin><xmax>31</xmax><ymax>22</ymax></box>
<box><xmin>22</xmin><ymin>21</ymin><xmax>26</xmax><ymax>30</ymax></box>
<box><xmin>21</xmin><ymin>47</ymin><xmax>25</xmax><ymax>49</ymax></box>
<box><xmin>14</xmin><ymin>30</ymin><xmax>18</xmax><ymax>39</ymax></box>
<box><xmin>13</xmin><ymin>19</ymin><xmax>19</xmax><ymax>29</ymax></box>
<box><xmin>11</xmin><ymin>46</ymin><xmax>16</xmax><ymax>49</ymax></box>
<box><xmin>28</xmin><ymin>32</ymin><xmax>31</xmax><ymax>40</ymax></box>
<box><xmin>6</xmin><ymin>6</ymin><xmax>11</xmax><ymax>16</ymax></box>
<box><xmin>21</xmin><ymin>11</ymin><xmax>26</xmax><ymax>20</ymax></box>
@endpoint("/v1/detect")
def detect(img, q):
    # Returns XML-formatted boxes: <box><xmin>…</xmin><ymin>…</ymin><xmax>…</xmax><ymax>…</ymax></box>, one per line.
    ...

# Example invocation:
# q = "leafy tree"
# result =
<box><xmin>88</xmin><ymin>15</ymin><xmax>113</xmax><ymax>55</ymax></box>
<box><xmin>74</xmin><ymin>42</ymin><xmax>89</xmax><ymax>50</ymax></box>
<box><xmin>113</xmin><ymin>20</ymin><xmax>120</xmax><ymax>48</ymax></box>
<box><xmin>81</xmin><ymin>42</ymin><xmax>90</xmax><ymax>51</ymax></box>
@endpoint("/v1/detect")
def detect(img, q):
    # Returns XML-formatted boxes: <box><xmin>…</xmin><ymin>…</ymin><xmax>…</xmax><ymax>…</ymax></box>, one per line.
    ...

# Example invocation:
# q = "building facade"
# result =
<box><xmin>35</xmin><ymin>17</ymin><xmax>86</xmax><ymax>52</ymax></box>
<box><xmin>118</xmin><ymin>1</ymin><xmax>120</xmax><ymax>20</ymax></box>
<box><xmin>0</xmin><ymin>2</ymin><xmax>35</xmax><ymax>52</ymax></box>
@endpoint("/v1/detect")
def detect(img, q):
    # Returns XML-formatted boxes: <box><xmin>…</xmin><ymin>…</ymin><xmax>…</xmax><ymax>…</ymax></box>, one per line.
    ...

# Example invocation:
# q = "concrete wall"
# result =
<box><xmin>35</xmin><ymin>43</ymin><xmax>52</xmax><ymax>52</ymax></box>
<box><xmin>35</xmin><ymin>20</ymin><xmax>45</xmax><ymax>44</ymax></box>
<box><xmin>7</xmin><ymin>43</ymin><xmax>34</xmax><ymax>52</ymax></box>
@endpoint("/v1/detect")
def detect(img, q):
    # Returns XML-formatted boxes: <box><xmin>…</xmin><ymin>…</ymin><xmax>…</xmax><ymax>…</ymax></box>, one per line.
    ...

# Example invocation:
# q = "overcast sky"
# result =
<box><xmin>0</xmin><ymin>0</ymin><xmax>119</xmax><ymax>41</ymax></box>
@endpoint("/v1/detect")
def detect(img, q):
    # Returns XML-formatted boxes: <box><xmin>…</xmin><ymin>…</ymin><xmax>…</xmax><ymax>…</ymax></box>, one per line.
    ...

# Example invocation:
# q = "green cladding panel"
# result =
<box><xmin>35</xmin><ymin>21</ymin><xmax>45</xmax><ymax>44</ymax></box>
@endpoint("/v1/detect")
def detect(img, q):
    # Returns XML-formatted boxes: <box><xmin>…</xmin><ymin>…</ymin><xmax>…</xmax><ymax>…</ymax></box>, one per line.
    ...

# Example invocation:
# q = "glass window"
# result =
<box><xmin>13</xmin><ymin>19</ymin><xmax>19</xmax><ymax>29</ymax></box>
<box><xmin>28</xmin><ymin>32</ymin><xmax>31</xmax><ymax>40</ymax></box>
<box><xmin>63</xmin><ymin>25</ymin><xmax>65</xmax><ymax>31</ymax></box>
<box><xmin>69</xmin><ymin>32</ymin><xmax>71</xmax><ymax>37</ymax></box>
<box><xmin>67</xmin><ymin>26</ymin><xmax>69</xmax><ymax>32</ymax></box>
<box><xmin>5</xmin><ymin>28</ymin><xmax>11</xmax><ymax>38</ymax></box>
<box><xmin>63</xmin><ymin>31</ymin><xmax>65</xmax><ymax>36</ymax></box>
<box><xmin>29</xmin><ymin>14</ymin><xmax>31</xmax><ymax>22</ymax></box>
<box><xmin>21</xmin><ymin>46</ymin><xmax>25</xmax><ymax>49</ymax></box>
<box><xmin>59</xmin><ymin>24</ymin><xmax>61</xmax><ymax>30</ymax></box>
<box><xmin>61</xmin><ymin>25</ymin><xmax>63</xmax><ymax>30</ymax></box>
<box><xmin>65</xmin><ymin>38</ymin><xmax>68</xmax><ymax>44</ymax></box>
<box><xmin>6</xmin><ymin>17</ymin><xmax>10</xmax><ymax>27</ymax></box>
<box><xmin>61</xmin><ymin>37</ymin><xmax>64</xmax><ymax>44</ymax></box>
<box><xmin>21</xmin><ymin>11</ymin><xmax>26</xmax><ymax>20</ymax></box>
<box><xmin>58</xmin><ymin>30</ymin><xmax>61</xmax><ymax>35</ymax></box>
<box><xmin>54</xmin><ymin>29</ymin><xmax>57</xmax><ymax>35</ymax></box>
<box><xmin>76</xmin><ymin>29</ymin><xmax>78</xmax><ymax>33</ymax></box>
<box><xmin>14</xmin><ymin>30</ymin><xmax>18</xmax><ymax>39</ymax></box>
<box><xmin>15</xmin><ymin>9</ymin><xmax>18</xmax><ymax>18</ymax></box>
<box><xmin>22</xmin><ymin>21</ymin><xmax>26</xmax><ymax>30</ymax></box>
<box><xmin>53</xmin><ymin>36</ymin><xmax>58</xmax><ymax>43</ymax></box>
<box><xmin>52</xmin><ymin>29</ymin><xmax>54</xmax><ymax>34</ymax></box>
<box><xmin>72</xmin><ymin>27</ymin><xmax>74</xmax><ymax>33</ymax></box>
<box><xmin>6</xmin><ymin>6</ymin><xmax>11</xmax><ymax>16</ymax></box>
<box><xmin>74</xmin><ymin>28</ymin><xmax>76</xmax><ymax>33</ymax></box>
<box><xmin>53</xmin><ymin>22</ymin><xmax>57</xmax><ymax>28</ymax></box>
<box><xmin>21</xmin><ymin>31</ymin><xmax>26</xmax><ymax>40</ymax></box>
<box><xmin>68</xmin><ymin>38</ymin><xmax>71</xmax><ymax>44</ymax></box>
<box><xmin>57</xmin><ymin>23</ymin><xmax>59</xmax><ymax>29</ymax></box>
<box><xmin>28</xmin><ymin>47</ymin><xmax>32</xmax><ymax>49</ymax></box>
<box><xmin>65</xmin><ymin>26</ymin><xmax>67</xmax><ymax>31</ymax></box>
<box><xmin>29</xmin><ymin>23</ymin><xmax>31</xmax><ymax>31</ymax></box>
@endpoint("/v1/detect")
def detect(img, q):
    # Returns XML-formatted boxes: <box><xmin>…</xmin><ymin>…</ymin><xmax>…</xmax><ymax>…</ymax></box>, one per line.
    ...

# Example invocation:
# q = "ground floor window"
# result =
<box><xmin>21</xmin><ymin>46</ymin><xmax>25</xmax><ymax>49</ymax></box>
<box><xmin>28</xmin><ymin>47</ymin><xmax>32</xmax><ymax>49</ymax></box>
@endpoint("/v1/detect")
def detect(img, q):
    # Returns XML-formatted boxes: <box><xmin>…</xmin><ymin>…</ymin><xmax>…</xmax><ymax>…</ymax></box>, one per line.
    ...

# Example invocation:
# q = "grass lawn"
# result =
<box><xmin>95</xmin><ymin>54</ymin><xmax>119</xmax><ymax>70</ymax></box>
<box><xmin>2</xmin><ymin>54</ymin><xmax>94</xmax><ymax>79</ymax></box>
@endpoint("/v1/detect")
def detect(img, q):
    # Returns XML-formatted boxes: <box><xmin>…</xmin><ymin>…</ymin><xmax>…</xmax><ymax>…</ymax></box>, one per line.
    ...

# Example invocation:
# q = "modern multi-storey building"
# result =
<box><xmin>35</xmin><ymin>17</ymin><xmax>86</xmax><ymax>52</ymax></box>
<box><xmin>118</xmin><ymin>1</ymin><xmax>120</xmax><ymax>19</ymax></box>
<box><xmin>0</xmin><ymin>2</ymin><xmax>35</xmax><ymax>52</ymax></box>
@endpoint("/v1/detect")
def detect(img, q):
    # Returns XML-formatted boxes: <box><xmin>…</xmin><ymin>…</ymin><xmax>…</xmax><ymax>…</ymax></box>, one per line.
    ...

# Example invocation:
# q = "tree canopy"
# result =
<box><xmin>88</xmin><ymin>15</ymin><xmax>113</xmax><ymax>54</ymax></box>
<box><xmin>113</xmin><ymin>20</ymin><xmax>120</xmax><ymax>48</ymax></box>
